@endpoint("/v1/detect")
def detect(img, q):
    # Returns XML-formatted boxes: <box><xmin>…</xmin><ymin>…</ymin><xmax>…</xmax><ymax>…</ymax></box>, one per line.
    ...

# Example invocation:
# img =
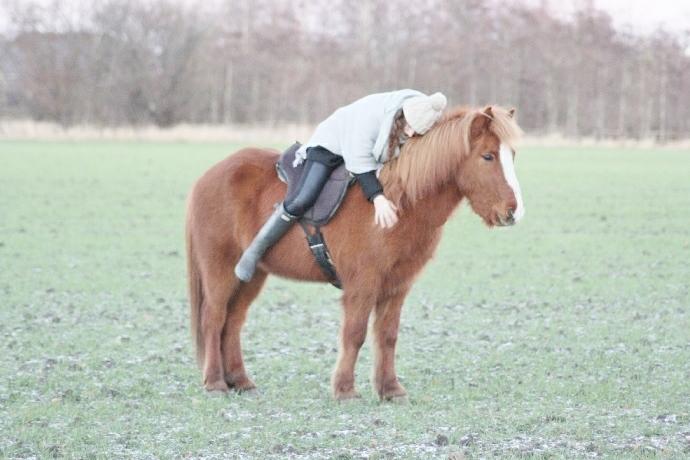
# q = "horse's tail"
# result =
<box><xmin>186</xmin><ymin>199</ymin><xmax>205</xmax><ymax>368</ymax></box>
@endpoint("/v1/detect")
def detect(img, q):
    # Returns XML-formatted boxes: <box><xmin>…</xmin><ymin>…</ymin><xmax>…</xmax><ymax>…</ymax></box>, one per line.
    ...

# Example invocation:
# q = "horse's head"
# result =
<box><xmin>380</xmin><ymin>105</ymin><xmax>525</xmax><ymax>226</ymax></box>
<box><xmin>456</xmin><ymin>106</ymin><xmax>524</xmax><ymax>227</ymax></box>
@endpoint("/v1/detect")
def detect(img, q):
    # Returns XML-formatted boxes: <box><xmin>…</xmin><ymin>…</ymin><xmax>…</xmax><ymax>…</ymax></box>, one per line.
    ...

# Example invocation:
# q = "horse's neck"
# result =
<box><xmin>407</xmin><ymin>182</ymin><xmax>463</xmax><ymax>228</ymax></box>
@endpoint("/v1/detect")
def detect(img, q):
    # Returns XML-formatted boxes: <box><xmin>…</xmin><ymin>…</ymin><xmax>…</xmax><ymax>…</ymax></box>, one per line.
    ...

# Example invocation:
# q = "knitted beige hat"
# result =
<box><xmin>402</xmin><ymin>92</ymin><xmax>447</xmax><ymax>134</ymax></box>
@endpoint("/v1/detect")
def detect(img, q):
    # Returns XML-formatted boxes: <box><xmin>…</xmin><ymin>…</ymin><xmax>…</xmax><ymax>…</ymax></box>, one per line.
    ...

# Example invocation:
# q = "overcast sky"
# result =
<box><xmin>1</xmin><ymin>0</ymin><xmax>689</xmax><ymax>37</ymax></box>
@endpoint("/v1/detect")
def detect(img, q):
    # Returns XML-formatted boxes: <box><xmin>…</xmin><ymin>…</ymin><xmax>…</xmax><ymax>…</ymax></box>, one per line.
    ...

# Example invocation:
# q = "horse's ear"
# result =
<box><xmin>471</xmin><ymin>108</ymin><xmax>493</xmax><ymax>139</ymax></box>
<box><xmin>508</xmin><ymin>107</ymin><xmax>516</xmax><ymax>118</ymax></box>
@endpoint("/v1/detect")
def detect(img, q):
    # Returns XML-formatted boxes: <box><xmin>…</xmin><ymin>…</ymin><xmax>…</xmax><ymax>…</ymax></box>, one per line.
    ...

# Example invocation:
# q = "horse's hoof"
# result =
<box><xmin>377</xmin><ymin>381</ymin><xmax>408</xmax><ymax>403</ymax></box>
<box><xmin>204</xmin><ymin>380</ymin><xmax>229</xmax><ymax>393</ymax></box>
<box><xmin>204</xmin><ymin>379</ymin><xmax>229</xmax><ymax>394</ymax></box>
<box><xmin>226</xmin><ymin>375</ymin><xmax>257</xmax><ymax>394</ymax></box>
<box><xmin>384</xmin><ymin>394</ymin><xmax>409</xmax><ymax>404</ymax></box>
<box><xmin>334</xmin><ymin>389</ymin><xmax>361</xmax><ymax>401</ymax></box>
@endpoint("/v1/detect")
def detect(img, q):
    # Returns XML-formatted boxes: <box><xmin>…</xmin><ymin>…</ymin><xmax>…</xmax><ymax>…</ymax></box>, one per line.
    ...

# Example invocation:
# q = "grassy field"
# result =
<box><xmin>1</xmin><ymin>141</ymin><xmax>689</xmax><ymax>459</ymax></box>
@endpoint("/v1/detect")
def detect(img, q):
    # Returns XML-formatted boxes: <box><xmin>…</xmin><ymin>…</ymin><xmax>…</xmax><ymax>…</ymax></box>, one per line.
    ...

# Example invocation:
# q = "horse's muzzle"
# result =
<box><xmin>497</xmin><ymin>209</ymin><xmax>516</xmax><ymax>226</ymax></box>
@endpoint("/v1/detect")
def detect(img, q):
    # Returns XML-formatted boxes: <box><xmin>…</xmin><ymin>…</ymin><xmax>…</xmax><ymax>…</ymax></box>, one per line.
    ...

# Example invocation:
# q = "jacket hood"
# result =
<box><xmin>372</xmin><ymin>89</ymin><xmax>425</xmax><ymax>162</ymax></box>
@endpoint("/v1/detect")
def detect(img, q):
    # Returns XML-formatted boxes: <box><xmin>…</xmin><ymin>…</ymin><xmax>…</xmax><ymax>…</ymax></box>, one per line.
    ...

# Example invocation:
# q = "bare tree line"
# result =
<box><xmin>1</xmin><ymin>0</ymin><xmax>689</xmax><ymax>140</ymax></box>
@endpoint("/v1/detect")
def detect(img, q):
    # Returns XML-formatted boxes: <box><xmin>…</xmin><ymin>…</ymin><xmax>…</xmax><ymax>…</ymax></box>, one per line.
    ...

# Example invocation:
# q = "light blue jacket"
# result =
<box><xmin>296</xmin><ymin>89</ymin><xmax>425</xmax><ymax>174</ymax></box>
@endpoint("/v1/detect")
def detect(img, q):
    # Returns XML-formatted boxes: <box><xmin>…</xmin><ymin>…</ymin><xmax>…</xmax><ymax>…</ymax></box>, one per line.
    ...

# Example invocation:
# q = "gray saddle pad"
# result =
<box><xmin>275</xmin><ymin>142</ymin><xmax>353</xmax><ymax>226</ymax></box>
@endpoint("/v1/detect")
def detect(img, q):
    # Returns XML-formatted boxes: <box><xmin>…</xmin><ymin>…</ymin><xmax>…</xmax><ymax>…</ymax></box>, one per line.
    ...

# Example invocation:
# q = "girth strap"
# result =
<box><xmin>298</xmin><ymin>221</ymin><xmax>342</xmax><ymax>289</ymax></box>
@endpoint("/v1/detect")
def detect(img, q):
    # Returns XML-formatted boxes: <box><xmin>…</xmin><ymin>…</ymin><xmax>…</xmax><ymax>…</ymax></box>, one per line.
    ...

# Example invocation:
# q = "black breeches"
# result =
<box><xmin>283</xmin><ymin>160</ymin><xmax>332</xmax><ymax>216</ymax></box>
<box><xmin>283</xmin><ymin>147</ymin><xmax>343</xmax><ymax>217</ymax></box>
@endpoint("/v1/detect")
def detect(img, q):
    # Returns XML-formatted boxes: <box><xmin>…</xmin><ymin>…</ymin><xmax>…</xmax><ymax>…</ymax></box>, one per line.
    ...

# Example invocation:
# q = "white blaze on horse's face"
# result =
<box><xmin>498</xmin><ymin>143</ymin><xmax>524</xmax><ymax>223</ymax></box>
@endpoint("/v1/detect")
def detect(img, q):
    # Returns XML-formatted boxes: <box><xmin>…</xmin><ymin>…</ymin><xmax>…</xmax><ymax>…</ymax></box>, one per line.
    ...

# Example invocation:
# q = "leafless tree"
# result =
<box><xmin>1</xmin><ymin>0</ymin><xmax>688</xmax><ymax>140</ymax></box>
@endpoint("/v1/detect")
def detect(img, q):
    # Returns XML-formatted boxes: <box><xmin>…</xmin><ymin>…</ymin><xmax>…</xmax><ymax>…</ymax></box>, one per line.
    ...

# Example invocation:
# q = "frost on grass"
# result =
<box><xmin>2</xmin><ymin>144</ymin><xmax>690</xmax><ymax>458</ymax></box>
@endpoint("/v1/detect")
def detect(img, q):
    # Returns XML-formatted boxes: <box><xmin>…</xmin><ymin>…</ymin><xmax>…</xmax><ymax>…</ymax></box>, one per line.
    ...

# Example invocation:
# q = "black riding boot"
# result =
<box><xmin>234</xmin><ymin>159</ymin><xmax>335</xmax><ymax>282</ymax></box>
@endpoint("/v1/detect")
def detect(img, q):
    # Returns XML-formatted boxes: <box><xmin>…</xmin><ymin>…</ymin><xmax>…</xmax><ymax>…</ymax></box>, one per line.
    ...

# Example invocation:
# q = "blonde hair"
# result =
<box><xmin>386</xmin><ymin>109</ymin><xmax>408</xmax><ymax>160</ymax></box>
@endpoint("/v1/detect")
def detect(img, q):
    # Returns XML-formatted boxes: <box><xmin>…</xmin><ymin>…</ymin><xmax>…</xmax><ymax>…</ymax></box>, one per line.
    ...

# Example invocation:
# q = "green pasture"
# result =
<box><xmin>1</xmin><ymin>141</ymin><xmax>689</xmax><ymax>459</ymax></box>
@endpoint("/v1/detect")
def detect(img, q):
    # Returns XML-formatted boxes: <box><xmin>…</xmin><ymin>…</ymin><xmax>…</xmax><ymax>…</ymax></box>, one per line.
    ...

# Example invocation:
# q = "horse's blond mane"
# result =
<box><xmin>379</xmin><ymin>105</ymin><xmax>523</xmax><ymax>207</ymax></box>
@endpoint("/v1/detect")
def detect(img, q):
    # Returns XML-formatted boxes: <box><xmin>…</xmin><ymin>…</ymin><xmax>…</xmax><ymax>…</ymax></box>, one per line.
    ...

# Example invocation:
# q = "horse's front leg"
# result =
<box><xmin>371</xmin><ymin>286</ymin><xmax>410</xmax><ymax>401</ymax></box>
<box><xmin>331</xmin><ymin>290</ymin><xmax>375</xmax><ymax>400</ymax></box>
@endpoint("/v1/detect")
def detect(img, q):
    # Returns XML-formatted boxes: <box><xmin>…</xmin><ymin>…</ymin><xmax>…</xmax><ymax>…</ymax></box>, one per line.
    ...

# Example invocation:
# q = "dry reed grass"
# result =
<box><xmin>2</xmin><ymin>119</ymin><xmax>689</xmax><ymax>149</ymax></box>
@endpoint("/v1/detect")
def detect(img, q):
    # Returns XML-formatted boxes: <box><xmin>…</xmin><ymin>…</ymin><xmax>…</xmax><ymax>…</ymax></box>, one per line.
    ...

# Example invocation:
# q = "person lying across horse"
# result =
<box><xmin>234</xmin><ymin>89</ymin><xmax>448</xmax><ymax>282</ymax></box>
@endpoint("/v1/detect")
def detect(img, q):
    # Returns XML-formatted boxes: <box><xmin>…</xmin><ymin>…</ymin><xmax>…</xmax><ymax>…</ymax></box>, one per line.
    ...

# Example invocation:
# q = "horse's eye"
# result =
<box><xmin>482</xmin><ymin>153</ymin><xmax>494</xmax><ymax>161</ymax></box>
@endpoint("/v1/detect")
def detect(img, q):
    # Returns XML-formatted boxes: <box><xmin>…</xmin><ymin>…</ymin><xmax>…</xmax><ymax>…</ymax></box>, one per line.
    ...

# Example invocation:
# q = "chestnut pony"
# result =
<box><xmin>186</xmin><ymin>105</ymin><xmax>524</xmax><ymax>400</ymax></box>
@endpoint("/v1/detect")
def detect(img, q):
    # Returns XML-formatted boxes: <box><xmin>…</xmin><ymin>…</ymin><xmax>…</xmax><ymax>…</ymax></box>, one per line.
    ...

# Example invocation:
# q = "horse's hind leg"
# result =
<box><xmin>222</xmin><ymin>270</ymin><xmax>267</xmax><ymax>392</ymax></box>
<box><xmin>201</xmin><ymin>267</ymin><xmax>239</xmax><ymax>392</ymax></box>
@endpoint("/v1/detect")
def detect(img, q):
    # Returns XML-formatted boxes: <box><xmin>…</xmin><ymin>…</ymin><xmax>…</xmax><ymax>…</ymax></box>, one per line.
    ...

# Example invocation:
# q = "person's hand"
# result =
<box><xmin>373</xmin><ymin>194</ymin><xmax>399</xmax><ymax>229</ymax></box>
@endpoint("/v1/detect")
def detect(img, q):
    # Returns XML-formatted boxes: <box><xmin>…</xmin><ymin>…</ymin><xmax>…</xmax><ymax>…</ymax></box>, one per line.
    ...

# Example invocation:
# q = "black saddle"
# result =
<box><xmin>275</xmin><ymin>142</ymin><xmax>354</xmax><ymax>289</ymax></box>
<box><xmin>276</xmin><ymin>142</ymin><xmax>354</xmax><ymax>226</ymax></box>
